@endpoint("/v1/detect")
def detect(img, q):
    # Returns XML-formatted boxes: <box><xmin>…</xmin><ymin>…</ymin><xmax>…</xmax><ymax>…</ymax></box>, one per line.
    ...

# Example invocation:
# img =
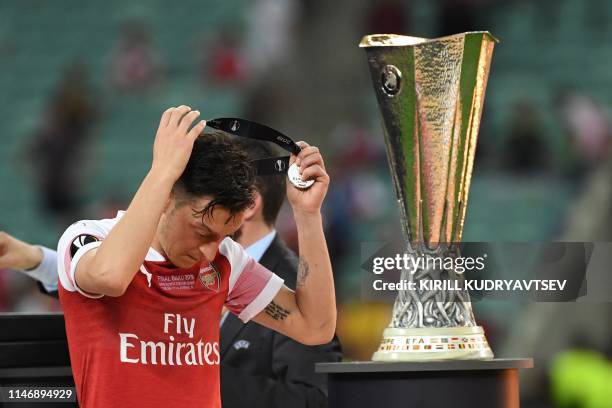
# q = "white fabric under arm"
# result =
<box><xmin>22</xmin><ymin>246</ymin><xmax>59</xmax><ymax>293</ymax></box>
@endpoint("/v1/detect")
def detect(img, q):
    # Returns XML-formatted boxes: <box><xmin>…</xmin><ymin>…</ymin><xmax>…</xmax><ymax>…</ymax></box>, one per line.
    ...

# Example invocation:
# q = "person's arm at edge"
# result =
<box><xmin>0</xmin><ymin>232</ymin><xmax>58</xmax><ymax>294</ymax></box>
<box><xmin>74</xmin><ymin>106</ymin><xmax>205</xmax><ymax>297</ymax></box>
<box><xmin>0</xmin><ymin>232</ymin><xmax>44</xmax><ymax>271</ymax></box>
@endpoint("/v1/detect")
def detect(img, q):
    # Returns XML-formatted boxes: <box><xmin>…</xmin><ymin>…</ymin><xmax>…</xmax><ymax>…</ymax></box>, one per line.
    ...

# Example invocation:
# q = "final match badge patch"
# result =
<box><xmin>198</xmin><ymin>263</ymin><xmax>220</xmax><ymax>293</ymax></box>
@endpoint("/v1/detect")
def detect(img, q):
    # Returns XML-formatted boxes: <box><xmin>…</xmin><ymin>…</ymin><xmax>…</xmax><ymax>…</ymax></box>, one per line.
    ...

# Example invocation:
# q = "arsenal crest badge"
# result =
<box><xmin>198</xmin><ymin>263</ymin><xmax>220</xmax><ymax>292</ymax></box>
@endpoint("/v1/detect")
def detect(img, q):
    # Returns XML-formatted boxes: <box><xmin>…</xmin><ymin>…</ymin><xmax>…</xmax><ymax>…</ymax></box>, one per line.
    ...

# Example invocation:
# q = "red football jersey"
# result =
<box><xmin>57</xmin><ymin>212</ymin><xmax>283</xmax><ymax>408</ymax></box>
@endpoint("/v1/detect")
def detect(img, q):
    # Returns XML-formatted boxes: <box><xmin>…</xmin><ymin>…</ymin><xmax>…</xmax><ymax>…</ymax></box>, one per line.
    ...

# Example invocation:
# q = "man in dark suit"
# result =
<box><xmin>220</xmin><ymin>139</ymin><xmax>342</xmax><ymax>407</ymax></box>
<box><xmin>221</xmin><ymin>232</ymin><xmax>342</xmax><ymax>407</ymax></box>
<box><xmin>0</xmin><ymin>140</ymin><xmax>342</xmax><ymax>408</ymax></box>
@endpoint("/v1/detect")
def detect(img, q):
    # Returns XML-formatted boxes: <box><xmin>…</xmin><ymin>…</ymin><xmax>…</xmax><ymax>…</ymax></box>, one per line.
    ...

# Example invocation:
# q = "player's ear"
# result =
<box><xmin>243</xmin><ymin>191</ymin><xmax>262</xmax><ymax>221</ymax></box>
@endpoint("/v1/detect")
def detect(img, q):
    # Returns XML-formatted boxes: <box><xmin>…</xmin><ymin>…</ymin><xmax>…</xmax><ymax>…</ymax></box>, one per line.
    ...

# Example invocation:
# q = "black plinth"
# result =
<box><xmin>316</xmin><ymin>358</ymin><xmax>533</xmax><ymax>408</ymax></box>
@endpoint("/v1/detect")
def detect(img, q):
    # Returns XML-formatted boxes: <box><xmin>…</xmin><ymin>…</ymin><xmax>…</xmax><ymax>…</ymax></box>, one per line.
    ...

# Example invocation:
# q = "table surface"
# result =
<box><xmin>0</xmin><ymin>367</ymin><xmax>72</xmax><ymax>379</ymax></box>
<box><xmin>316</xmin><ymin>358</ymin><xmax>533</xmax><ymax>373</ymax></box>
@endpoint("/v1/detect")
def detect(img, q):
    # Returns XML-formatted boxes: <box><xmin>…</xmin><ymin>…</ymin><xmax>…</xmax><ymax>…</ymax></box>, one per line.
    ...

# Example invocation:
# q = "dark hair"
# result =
<box><xmin>173</xmin><ymin>131</ymin><xmax>256</xmax><ymax>221</ymax></box>
<box><xmin>234</xmin><ymin>139</ymin><xmax>286</xmax><ymax>226</ymax></box>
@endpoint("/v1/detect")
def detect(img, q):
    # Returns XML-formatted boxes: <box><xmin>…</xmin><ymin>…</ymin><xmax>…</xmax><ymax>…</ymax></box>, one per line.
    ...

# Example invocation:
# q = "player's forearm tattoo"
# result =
<box><xmin>264</xmin><ymin>301</ymin><xmax>290</xmax><ymax>321</ymax></box>
<box><xmin>296</xmin><ymin>257</ymin><xmax>310</xmax><ymax>287</ymax></box>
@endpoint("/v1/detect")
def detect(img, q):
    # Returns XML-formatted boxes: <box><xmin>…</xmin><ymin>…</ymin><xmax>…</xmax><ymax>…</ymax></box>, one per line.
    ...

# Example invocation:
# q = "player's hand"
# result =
<box><xmin>151</xmin><ymin>105</ymin><xmax>206</xmax><ymax>182</ymax></box>
<box><xmin>0</xmin><ymin>232</ymin><xmax>43</xmax><ymax>270</ymax></box>
<box><xmin>286</xmin><ymin>141</ymin><xmax>330</xmax><ymax>215</ymax></box>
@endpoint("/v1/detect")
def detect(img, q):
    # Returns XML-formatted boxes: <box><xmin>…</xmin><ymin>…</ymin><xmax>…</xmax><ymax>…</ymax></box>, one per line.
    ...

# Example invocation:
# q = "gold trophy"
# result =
<box><xmin>360</xmin><ymin>32</ymin><xmax>497</xmax><ymax>361</ymax></box>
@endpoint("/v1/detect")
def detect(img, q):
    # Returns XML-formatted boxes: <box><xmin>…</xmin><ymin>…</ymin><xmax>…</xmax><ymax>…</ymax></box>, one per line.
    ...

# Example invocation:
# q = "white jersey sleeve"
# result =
<box><xmin>220</xmin><ymin>238</ymin><xmax>284</xmax><ymax>323</ymax></box>
<box><xmin>56</xmin><ymin>217</ymin><xmax>117</xmax><ymax>298</ymax></box>
<box><xmin>21</xmin><ymin>246</ymin><xmax>59</xmax><ymax>293</ymax></box>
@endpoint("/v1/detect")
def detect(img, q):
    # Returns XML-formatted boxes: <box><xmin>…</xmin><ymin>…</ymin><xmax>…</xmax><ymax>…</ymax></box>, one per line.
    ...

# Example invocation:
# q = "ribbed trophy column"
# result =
<box><xmin>360</xmin><ymin>32</ymin><xmax>497</xmax><ymax>361</ymax></box>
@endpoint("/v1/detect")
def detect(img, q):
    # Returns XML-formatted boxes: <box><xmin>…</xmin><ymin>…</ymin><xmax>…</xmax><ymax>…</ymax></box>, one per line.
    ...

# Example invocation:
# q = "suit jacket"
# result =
<box><xmin>220</xmin><ymin>236</ymin><xmax>342</xmax><ymax>408</ymax></box>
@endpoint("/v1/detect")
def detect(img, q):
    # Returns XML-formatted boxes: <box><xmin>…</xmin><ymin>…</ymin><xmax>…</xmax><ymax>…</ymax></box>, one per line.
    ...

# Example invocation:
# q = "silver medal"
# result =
<box><xmin>287</xmin><ymin>163</ymin><xmax>315</xmax><ymax>189</ymax></box>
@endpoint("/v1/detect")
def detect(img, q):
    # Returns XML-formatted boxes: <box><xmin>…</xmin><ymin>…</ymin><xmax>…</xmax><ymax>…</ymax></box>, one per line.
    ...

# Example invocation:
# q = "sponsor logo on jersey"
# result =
<box><xmin>119</xmin><ymin>313</ymin><xmax>220</xmax><ymax>366</ymax></box>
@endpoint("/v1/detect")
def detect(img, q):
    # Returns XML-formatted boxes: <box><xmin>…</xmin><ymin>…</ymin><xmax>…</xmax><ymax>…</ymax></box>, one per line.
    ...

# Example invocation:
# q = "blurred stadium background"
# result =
<box><xmin>1</xmin><ymin>0</ymin><xmax>611</xmax><ymax>406</ymax></box>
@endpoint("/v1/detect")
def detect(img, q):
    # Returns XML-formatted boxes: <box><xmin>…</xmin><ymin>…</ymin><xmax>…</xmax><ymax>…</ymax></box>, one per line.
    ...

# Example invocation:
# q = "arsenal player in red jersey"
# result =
<box><xmin>55</xmin><ymin>106</ymin><xmax>335</xmax><ymax>408</ymax></box>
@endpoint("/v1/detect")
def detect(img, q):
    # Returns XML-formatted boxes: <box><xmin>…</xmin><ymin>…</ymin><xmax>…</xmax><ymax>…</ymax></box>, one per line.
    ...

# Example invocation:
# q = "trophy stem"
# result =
<box><xmin>389</xmin><ymin>244</ymin><xmax>476</xmax><ymax>328</ymax></box>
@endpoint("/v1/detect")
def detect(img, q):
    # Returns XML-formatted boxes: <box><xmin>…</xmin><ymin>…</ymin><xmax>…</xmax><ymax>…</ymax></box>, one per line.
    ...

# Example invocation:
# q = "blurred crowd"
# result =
<box><xmin>1</xmin><ymin>1</ymin><xmax>611</xmax><ymax>406</ymax></box>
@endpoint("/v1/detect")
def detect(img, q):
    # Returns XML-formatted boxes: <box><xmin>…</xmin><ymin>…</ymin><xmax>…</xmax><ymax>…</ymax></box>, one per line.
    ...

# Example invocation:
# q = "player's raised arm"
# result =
<box><xmin>73</xmin><ymin>106</ymin><xmax>206</xmax><ymax>297</ymax></box>
<box><xmin>252</xmin><ymin>142</ymin><xmax>336</xmax><ymax>345</ymax></box>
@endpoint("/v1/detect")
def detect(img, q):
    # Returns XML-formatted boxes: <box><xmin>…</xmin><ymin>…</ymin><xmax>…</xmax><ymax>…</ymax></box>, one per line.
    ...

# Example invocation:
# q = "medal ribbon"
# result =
<box><xmin>206</xmin><ymin>118</ymin><xmax>300</xmax><ymax>176</ymax></box>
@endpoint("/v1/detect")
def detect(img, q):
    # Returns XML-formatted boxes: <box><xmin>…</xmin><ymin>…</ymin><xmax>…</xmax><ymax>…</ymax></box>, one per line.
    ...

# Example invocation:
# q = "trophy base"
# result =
<box><xmin>372</xmin><ymin>326</ymin><xmax>493</xmax><ymax>361</ymax></box>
